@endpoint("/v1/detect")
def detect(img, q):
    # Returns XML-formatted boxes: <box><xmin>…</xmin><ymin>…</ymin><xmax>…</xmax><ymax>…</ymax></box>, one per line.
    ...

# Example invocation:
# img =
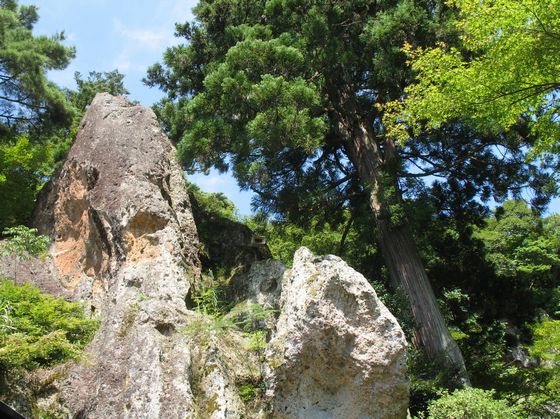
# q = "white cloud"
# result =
<box><xmin>113</xmin><ymin>52</ymin><xmax>132</xmax><ymax>72</ymax></box>
<box><xmin>113</xmin><ymin>19</ymin><xmax>174</xmax><ymax>51</ymax></box>
<box><xmin>65</xmin><ymin>32</ymin><xmax>77</xmax><ymax>42</ymax></box>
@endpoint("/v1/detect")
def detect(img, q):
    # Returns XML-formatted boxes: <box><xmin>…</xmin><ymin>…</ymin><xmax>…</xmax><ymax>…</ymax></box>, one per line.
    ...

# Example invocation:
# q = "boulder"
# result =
<box><xmin>229</xmin><ymin>258</ymin><xmax>285</xmax><ymax>309</ymax></box>
<box><xmin>265</xmin><ymin>247</ymin><xmax>409</xmax><ymax>419</ymax></box>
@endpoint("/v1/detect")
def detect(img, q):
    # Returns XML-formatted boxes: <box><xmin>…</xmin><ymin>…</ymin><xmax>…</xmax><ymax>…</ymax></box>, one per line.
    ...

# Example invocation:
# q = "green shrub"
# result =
<box><xmin>531</xmin><ymin>319</ymin><xmax>560</xmax><ymax>366</ymax></box>
<box><xmin>0</xmin><ymin>279</ymin><xmax>98</xmax><ymax>372</ymax></box>
<box><xmin>1</xmin><ymin>226</ymin><xmax>50</xmax><ymax>260</ymax></box>
<box><xmin>521</xmin><ymin>319</ymin><xmax>560</xmax><ymax>415</ymax></box>
<box><xmin>427</xmin><ymin>388</ymin><xmax>521</xmax><ymax>419</ymax></box>
<box><xmin>237</xmin><ymin>380</ymin><xmax>265</xmax><ymax>402</ymax></box>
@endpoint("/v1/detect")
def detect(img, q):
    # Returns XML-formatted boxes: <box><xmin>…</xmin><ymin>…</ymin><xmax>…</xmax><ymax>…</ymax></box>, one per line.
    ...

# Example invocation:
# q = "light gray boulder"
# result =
<box><xmin>265</xmin><ymin>247</ymin><xmax>409</xmax><ymax>419</ymax></box>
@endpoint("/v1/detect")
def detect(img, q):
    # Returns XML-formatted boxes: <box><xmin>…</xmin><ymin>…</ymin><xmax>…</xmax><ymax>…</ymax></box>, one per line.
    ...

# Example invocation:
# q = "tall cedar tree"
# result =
<box><xmin>146</xmin><ymin>0</ymin><xmax>494</xmax><ymax>383</ymax></box>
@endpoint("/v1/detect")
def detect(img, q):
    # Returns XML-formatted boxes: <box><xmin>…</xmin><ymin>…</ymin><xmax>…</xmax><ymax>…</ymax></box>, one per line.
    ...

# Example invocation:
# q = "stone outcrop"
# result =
<box><xmin>30</xmin><ymin>93</ymin><xmax>210</xmax><ymax>418</ymax></box>
<box><xmin>0</xmin><ymin>94</ymin><xmax>410</xmax><ymax>418</ymax></box>
<box><xmin>229</xmin><ymin>258</ymin><xmax>285</xmax><ymax>309</ymax></box>
<box><xmin>265</xmin><ymin>247</ymin><xmax>409</xmax><ymax>419</ymax></box>
<box><xmin>189</xmin><ymin>192</ymin><xmax>271</xmax><ymax>275</ymax></box>
<box><xmin>34</xmin><ymin>93</ymin><xmax>200</xmax><ymax>304</ymax></box>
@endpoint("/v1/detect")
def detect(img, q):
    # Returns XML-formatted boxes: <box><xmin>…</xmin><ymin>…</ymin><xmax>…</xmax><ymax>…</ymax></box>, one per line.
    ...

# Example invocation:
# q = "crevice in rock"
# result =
<box><xmin>85</xmin><ymin>166</ymin><xmax>99</xmax><ymax>191</ymax></box>
<box><xmin>88</xmin><ymin>208</ymin><xmax>112</xmax><ymax>259</ymax></box>
<box><xmin>160</xmin><ymin>174</ymin><xmax>173</xmax><ymax>209</ymax></box>
<box><xmin>155</xmin><ymin>323</ymin><xmax>176</xmax><ymax>336</ymax></box>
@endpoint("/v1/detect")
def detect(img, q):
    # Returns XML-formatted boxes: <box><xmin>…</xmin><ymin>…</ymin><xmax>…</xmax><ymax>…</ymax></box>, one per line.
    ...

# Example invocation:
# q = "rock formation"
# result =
<box><xmin>265</xmin><ymin>248</ymin><xmax>409</xmax><ymax>419</ymax></box>
<box><xmin>0</xmin><ymin>94</ymin><xmax>409</xmax><ymax>418</ymax></box>
<box><xmin>30</xmin><ymin>93</ymin><xmax>238</xmax><ymax>418</ymax></box>
<box><xmin>189</xmin><ymin>191</ymin><xmax>271</xmax><ymax>275</ymax></box>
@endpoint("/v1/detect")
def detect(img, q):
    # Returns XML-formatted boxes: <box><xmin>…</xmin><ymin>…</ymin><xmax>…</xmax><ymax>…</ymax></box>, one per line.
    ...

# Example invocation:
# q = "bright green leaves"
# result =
<box><xmin>426</xmin><ymin>388</ymin><xmax>521</xmax><ymax>419</ymax></box>
<box><xmin>1</xmin><ymin>225</ymin><xmax>50</xmax><ymax>261</ymax></box>
<box><xmin>530</xmin><ymin>319</ymin><xmax>560</xmax><ymax>396</ymax></box>
<box><xmin>0</xmin><ymin>223</ymin><xmax>96</xmax><ymax>375</ymax></box>
<box><xmin>388</xmin><ymin>0</ymin><xmax>560</xmax><ymax>155</ymax></box>
<box><xmin>475</xmin><ymin>200</ymin><xmax>560</xmax><ymax>278</ymax></box>
<box><xmin>0</xmin><ymin>279</ymin><xmax>98</xmax><ymax>372</ymax></box>
<box><xmin>531</xmin><ymin>319</ymin><xmax>560</xmax><ymax>364</ymax></box>
<box><xmin>0</xmin><ymin>136</ymin><xmax>53</xmax><ymax>228</ymax></box>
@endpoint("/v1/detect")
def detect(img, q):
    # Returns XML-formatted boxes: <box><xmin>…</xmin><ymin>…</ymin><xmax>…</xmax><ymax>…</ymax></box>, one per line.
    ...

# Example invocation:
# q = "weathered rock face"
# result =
<box><xmin>265</xmin><ymin>247</ymin><xmax>409</xmax><ymax>419</ymax></box>
<box><xmin>32</xmin><ymin>93</ymin><xmax>207</xmax><ymax>418</ymax></box>
<box><xmin>189</xmin><ymin>192</ymin><xmax>271</xmax><ymax>275</ymax></box>
<box><xmin>229</xmin><ymin>258</ymin><xmax>285</xmax><ymax>309</ymax></box>
<box><xmin>34</xmin><ymin>93</ymin><xmax>200</xmax><ymax>304</ymax></box>
<box><xmin>0</xmin><ymin>93</ymin><xmax>410</xmax><ymax>418</ymax></box>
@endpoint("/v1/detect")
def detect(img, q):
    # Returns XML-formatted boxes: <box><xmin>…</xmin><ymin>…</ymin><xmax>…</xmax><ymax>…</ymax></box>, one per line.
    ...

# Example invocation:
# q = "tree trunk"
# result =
<box><xmin>346</xmin><ymin>119</ymin><xmax>470</xmax><ymax>386</ymax></box>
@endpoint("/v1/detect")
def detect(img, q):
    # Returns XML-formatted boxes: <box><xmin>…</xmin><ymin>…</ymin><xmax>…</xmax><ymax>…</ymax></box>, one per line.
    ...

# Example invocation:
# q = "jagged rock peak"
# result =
<box><xmin>33</xmin><ymin>93</ymin><xmax>206</xmax><ymax>417</ymax></box>
<box><xmin>35</xmin><ymin>92</ymin><xmax>200</xmax><ymax>303</ymax></box>
<box><xmin>265</xmin><ymin>247</ymin><xmax>409</xmax><ymax>418</ymax></box>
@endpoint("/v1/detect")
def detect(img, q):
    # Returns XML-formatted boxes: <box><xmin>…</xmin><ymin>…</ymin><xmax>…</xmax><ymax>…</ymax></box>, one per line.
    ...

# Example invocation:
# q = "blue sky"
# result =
<box><xmin>21</xmin><ymin>0</ymin><xmax>559</xmax><ymax>216</ymax></box>
<box><xmin>21</xmin><ymin>0</ymin><xmax>255</xmax><ymax>214</ymax></box>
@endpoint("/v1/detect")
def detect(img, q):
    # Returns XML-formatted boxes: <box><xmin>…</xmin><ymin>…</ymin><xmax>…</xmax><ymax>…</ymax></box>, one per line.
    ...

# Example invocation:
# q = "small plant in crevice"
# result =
<box><xmin>186</xmin><ymin>272</ymin><xmax>276</xmax><ymax>338</ymax></box>
<box><xmin>184</xmin><ymin>278</ymin><xmax>276</xmax><ymax>409</ymax></box>
<box><xmin>237</xmin><ymin>379</ymin><xmax>266</xmax><ymax>403</ymax></box>
<box><xmin>185</xmin><ymin>287</ymin><xmax>275</xmax><ymax>342</ymax></box>
<box><xmin>191</xmin><ymin>281</ymin><xmax>230</xmax><ymax>319</ymax></box>
<box><xmin>244</xmin><ymin>330</ymin><xmax>267</xmax><ymax>353</ymax></box>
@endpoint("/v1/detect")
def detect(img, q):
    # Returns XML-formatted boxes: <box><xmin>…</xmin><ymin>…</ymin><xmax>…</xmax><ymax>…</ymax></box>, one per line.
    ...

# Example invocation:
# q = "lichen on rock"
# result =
<box><xmin>0</xmin><ymin>94</ymin><xmax>410</xmax><ymax>418</ymax></box>
<box><xmin>265</xmin><ymin>247</ymin><xmax>409</xmax><ymax>419</ymax></box>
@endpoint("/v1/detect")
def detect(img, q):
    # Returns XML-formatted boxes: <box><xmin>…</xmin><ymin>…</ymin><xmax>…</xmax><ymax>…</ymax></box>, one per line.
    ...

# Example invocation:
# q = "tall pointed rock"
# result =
<box><xmin>34</xmin><ymin>93</ymin><xmax>203</xmax><ymax>417</ymax></box>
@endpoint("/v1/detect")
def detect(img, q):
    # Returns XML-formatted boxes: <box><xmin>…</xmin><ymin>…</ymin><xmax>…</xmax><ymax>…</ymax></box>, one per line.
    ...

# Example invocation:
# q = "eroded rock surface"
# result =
<box><xmin>1</xmin><ymin>94</ymin><xmax>410</xmax><ymax>418</ymax></box>
<box><xmin>230</xmin><ymin>259</ymin><xmax>285</xmax><ymax>309</ymax></box>
<box><xmin>31</xmin><ymin>93</ymin><xmax>208</xmax><ymax>418</ymax></box>
<box><xmin>265</xmin><ymin>247</ymin><xmax>409</xmax><ymax>419</ymax></box>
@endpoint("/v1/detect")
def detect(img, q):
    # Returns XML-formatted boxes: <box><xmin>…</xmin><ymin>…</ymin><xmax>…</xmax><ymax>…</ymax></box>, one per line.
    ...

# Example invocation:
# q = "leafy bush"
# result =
<box><xmin>521</xmin><ymin>319</ymin><xmax>560</xmax><ymax>415</ymax></box>
<box><xmin>1</xmin><ymin>225</ymin><xmax>51</xmax><ymax>282</ymax></box>
<box><xmin>0</xmin><ymin>279</ymin><xmax>98</xmax><ymax>372</ymax></box>
<box><xmin>531</xmin><ymin>319</ymin><xmax>560</xmax><ymax>367</ymax></box>
<box><xmin>427</xmin><ymin>388</ymin><xmax>521</xmax><ymax>419</ymax></box>
<box><xmin>1</xmin><ymin>226</ymin><xmax>50</xmax><ymax>260</ymax></box>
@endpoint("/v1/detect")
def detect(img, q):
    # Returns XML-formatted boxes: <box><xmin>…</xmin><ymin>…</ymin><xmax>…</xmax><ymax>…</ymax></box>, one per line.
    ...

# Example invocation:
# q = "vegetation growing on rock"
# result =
<box><xmin>0</xmin><ymin>0</ymin><xmax>559</xmax><ymax>417</ymax></box>
<box><xmin>0</xmin><ymin>279</ymin><xmax>98</xmax><ymax>373</ymax></box>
